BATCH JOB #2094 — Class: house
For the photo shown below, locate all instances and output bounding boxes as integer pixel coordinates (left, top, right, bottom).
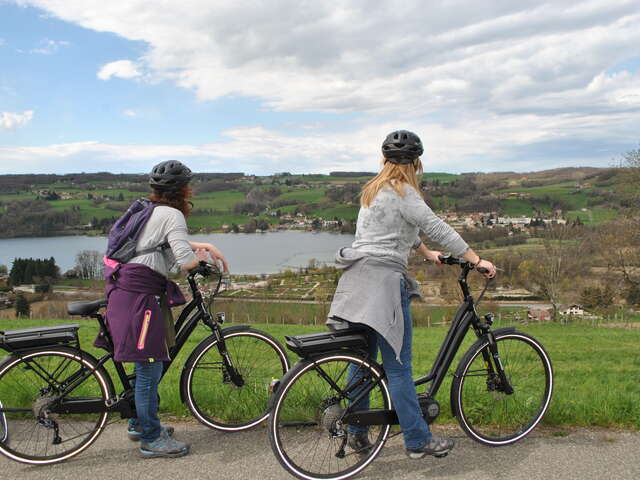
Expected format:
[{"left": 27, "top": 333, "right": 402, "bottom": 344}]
[
  {"left": 559, "top": 304, "right": 585, "bottom": 316},
  {"left": 527, "top": 309, "right": 551, "bottom": 322}
]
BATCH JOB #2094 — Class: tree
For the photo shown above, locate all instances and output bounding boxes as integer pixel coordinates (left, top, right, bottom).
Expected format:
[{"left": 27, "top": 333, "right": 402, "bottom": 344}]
[
  {"left": 15, "top": 294, "right": 30, "bottom": 318},
  {"left": 242, "top": 219, "right": 257, "bottom": 234},
  {"left": 0, "top": 264, "right": 7, "bottom": 275},
  {"left": 75, "top": 250, "right": 103, "bottom": 279},
  {"left": 517, "top": 225, "right": 587, "bottom": 320},
  {"left": 256, "top": 219, "right": 270, "bottom": 231},
  {"left": 595, "top": 216, "right": 639, "bottom": 301}
]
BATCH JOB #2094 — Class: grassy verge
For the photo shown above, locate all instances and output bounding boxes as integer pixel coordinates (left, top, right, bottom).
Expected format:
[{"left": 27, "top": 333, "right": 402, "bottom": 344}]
[{"left": 0, "top": 317, "right": 638, "bottom": 429}]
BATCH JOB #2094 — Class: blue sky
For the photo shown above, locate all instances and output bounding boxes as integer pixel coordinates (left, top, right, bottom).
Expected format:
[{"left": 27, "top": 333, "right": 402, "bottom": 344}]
[{"left": 1, "top": 1, "right": 639, "bottom": 175}]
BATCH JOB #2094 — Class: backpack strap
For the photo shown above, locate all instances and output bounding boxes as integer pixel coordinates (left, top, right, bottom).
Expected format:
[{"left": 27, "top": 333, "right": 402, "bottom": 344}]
[{"left": 134, "top": 241, "right": 171, "bottom": 257}]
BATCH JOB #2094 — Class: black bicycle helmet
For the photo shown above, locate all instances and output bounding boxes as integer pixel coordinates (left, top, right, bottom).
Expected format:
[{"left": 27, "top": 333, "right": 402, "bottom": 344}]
[
  {"left": 149, "top": 160, "right": 192, "bottom": 191},
  {"left": 381, "top": 130, "right": 423, "bottom": 164}
]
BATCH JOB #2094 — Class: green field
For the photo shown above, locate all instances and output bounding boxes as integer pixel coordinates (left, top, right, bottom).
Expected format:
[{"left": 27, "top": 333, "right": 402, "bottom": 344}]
[{"left": 0, "top": 317, "right": 637, "bottom": 429}]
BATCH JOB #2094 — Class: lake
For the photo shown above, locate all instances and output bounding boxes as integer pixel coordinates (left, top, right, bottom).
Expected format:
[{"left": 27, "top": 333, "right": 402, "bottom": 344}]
[{"left": 0, "top": 232, "right": 355, "bottom": 274}]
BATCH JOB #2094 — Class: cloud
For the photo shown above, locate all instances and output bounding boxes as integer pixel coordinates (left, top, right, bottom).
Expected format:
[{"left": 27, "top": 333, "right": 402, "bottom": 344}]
[
  {"left": 30, "top": 38, "right": 70, "bottom": 54},
  {"left": 0, "top": 110, "right": 34, "bottom": 129},
  {"left": 97, "top": 60, "right": 141, "bottom": 80},
  {"left": 16, "top": 0, "right": 640, "bottom": 115},
  {"left": 122, "top": 108, "right": 138, "bottom": 117},
  {"left": 8, "top": 1, "right": 640, "bottom": 174},
  {"left": 0, "top": 113, "right": 633, "bottom": 174}
]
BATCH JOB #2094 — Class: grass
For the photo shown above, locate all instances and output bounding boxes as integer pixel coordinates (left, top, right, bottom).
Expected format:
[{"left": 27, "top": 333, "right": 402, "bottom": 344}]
[
  {"left": 309, "top": 204, "right": 359, "bottom": 221},
  {"left": 0, "top": 317, "right": 638, "bottom": 429}
]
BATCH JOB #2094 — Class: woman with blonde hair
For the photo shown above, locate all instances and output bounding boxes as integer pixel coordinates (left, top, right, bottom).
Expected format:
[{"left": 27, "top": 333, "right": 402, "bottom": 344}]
[{"left": 328, "top": 130, "right": 496, "bottom": 459}]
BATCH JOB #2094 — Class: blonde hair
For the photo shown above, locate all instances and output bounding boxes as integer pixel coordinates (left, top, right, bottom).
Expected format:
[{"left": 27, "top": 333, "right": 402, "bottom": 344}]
[{"left": 360, "top": 158, "right": 423, "bottom": 207}]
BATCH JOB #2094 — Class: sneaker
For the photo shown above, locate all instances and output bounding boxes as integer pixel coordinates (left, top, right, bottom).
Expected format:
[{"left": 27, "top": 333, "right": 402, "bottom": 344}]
[
  {"left": 347, "top": 431, "right": 373, "bottom": 455},
  {"left": 406, "top": 435, "right": 454, "bottom": 459},
  {"left": 139, "top": 430, "right": 189, "bottom": 459},
  {"left": 128, "top": 424, "right": 175, "bottom": 442}
]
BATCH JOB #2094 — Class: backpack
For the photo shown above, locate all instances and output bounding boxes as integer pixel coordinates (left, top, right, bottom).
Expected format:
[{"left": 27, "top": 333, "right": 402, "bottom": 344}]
[{"left": 105, "top": 198, "right": 169, "bottom": 263}]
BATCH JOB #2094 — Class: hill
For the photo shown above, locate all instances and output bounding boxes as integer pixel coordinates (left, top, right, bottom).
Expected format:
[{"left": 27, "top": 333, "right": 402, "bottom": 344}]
[{"left": 0, "top": 167, "right": 631, "bottom": 238}]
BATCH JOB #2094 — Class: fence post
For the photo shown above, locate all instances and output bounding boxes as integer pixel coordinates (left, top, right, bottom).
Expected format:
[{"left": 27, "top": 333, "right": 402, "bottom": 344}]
[{"left": 427, "top": 315, "right": 431, "bottom": 328}]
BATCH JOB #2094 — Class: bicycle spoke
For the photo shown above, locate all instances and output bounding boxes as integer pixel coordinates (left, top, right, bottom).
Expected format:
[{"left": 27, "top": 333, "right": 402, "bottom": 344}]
[
  {"left": 0, "top": 350, "right": 109, "bottom": 464},
  {"left": 454, "top": 333, "right": 552, "bottom": 445},
  {"left": 270, "top": 354, "right": 390, "bottom": 479},
  {"left": 186, "top": 330, "right": 287, "bottom": 429}
]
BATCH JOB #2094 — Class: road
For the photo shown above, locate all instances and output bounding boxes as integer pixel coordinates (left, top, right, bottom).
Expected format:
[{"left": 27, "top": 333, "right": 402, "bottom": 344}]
[{"left": 1, "top": 423, "right": 638, "bottom": 480}]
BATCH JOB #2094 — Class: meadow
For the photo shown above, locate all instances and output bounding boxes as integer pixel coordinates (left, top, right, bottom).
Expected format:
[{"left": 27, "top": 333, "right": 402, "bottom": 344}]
[{"left": 0, "top": 317, "right": 638, "bottom": 430}]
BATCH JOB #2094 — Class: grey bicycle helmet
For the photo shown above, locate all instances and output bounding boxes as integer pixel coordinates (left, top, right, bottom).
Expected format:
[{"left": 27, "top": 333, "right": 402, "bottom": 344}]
[
  {"left": 381, "top": 130, "right": 423, "bottom": 164},
  {"left": 149, "top": 160, "right": 192, "bottom": 191}
]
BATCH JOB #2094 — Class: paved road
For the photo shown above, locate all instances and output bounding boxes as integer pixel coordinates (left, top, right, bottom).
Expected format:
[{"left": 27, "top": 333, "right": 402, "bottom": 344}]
[{"left": 1, "top": 423, "right": 638, "bottom": 480}]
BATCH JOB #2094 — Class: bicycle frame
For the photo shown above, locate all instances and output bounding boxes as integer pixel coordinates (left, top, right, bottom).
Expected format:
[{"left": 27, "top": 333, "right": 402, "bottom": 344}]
[
  {"left": 341, "top": 260, "right": 514, "bottom": 426},
  {"left": 15, "top": 266, "right": 244, "bottom": 416}
]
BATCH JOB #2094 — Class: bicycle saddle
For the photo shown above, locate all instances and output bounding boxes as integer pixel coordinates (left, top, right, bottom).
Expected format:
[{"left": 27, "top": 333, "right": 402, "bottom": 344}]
[{"left": 67, "top": 299, "right": 107, "bottom": 316}]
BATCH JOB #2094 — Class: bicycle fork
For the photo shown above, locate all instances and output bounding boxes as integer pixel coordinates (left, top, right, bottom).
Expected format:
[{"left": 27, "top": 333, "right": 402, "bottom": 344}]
[
  {"left": 207, "top": 316, "right": 245, "bottom": 388},
  {"left": 482, "top": 332, "right": 514, "bottom": 395}
]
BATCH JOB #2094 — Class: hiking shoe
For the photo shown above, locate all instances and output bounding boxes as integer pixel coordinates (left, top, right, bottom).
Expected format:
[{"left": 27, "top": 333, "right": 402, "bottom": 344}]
[
  {"left": 406, "top": 435, "right": 454, "bottom": 459},
  {"left": 128, "top": 424, "right": 175, "bottom": 442},
  {"left": 139, "top": 430, "right": 189, "bottom": 459},
  {"left": 347, "top": 431, "right": 373, "bottom": 455}
]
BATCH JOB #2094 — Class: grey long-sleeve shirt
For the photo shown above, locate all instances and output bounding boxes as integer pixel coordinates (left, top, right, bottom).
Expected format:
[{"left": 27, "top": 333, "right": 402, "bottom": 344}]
[
  {"left": 129, "top": 206, "right": 196, "bottom": 277},
  {"left": 351, "top": 184, "right": 469, "bottom": 266}
]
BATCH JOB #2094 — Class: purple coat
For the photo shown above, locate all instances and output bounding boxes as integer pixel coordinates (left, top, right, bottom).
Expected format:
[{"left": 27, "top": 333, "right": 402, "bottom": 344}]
[{"left": 105, "top": 262, "right": 186, "bottom": 362}]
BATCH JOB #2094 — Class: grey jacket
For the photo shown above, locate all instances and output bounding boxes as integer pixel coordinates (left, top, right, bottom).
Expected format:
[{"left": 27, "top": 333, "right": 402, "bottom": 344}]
[{"left": 327, "top": 248, "right": 421, "bottom": 360}]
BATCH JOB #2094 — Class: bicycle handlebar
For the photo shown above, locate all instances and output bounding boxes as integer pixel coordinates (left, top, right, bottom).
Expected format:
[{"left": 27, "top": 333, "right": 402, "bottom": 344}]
[
  {"left": 437, "top": 254, "right": 491, "bottom": 275},
  {"left": 187, "top": 261, "right": 226, "bottom": 297}
]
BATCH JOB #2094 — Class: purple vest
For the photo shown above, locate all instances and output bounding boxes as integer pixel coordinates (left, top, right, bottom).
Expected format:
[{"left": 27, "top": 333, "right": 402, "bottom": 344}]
[{"left": 105, "top": 262, "right": 186, "bottom": 362}]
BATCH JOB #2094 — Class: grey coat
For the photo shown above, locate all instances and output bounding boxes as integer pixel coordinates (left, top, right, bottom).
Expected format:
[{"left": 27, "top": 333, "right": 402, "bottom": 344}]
[{"left": 327, "top": 248, "right": 421, "bottom": 360}]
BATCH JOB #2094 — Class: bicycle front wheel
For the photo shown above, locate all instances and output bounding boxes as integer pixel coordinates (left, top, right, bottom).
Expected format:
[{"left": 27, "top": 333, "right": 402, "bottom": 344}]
[
  {"left": 269, "top": 353, "right": 391, "bottom": 480},
  {"left": 0, "top": 347, "right": 112, "bottom": 464},
  {"left": 451, "top": 331, "right": 553, "bottom": 446},
  {"left": 183, "top": 328, "right": 289, "bottom": 431}
]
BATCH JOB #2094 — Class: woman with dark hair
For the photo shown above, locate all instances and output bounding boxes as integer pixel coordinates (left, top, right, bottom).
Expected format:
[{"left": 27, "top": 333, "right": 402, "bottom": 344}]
[
  {"left": 105, "top": 160, "right": 227, "bottom": 458},
  {"left": 328, "top": 131, "right": 495, "bottom": 460}
]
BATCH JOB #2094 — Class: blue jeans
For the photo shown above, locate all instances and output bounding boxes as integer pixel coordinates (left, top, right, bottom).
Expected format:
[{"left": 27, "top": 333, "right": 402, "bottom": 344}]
[
  {"left": 347, "top": 278, "right": 431, "bottom": 449},
  {"left": 130, "top": 361, "right": 164, "bottom": 443}
]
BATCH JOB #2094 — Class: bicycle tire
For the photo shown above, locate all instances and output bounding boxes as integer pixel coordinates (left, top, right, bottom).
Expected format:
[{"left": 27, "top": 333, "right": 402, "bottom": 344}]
[
  {"left": 0, "top": 347, "right": 113, "bottom": 464},
  {"left": 451, "top": 331, "right": 553, "bottom": 446},
  {"left": 269, "top": 352, "right": 391, "bottom": 480},
  {"left": 182, "top": 328, "right": 289, "bottom": 431}
]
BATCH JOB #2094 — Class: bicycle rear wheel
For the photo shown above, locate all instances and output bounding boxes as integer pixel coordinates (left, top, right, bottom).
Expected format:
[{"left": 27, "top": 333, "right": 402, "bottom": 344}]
[
  {"left": 451, "top": 331, "right": 553, "bottom": 445},
  {"left": 269, "top": 353, "right": 391, "bottom": 480},
  {"left": 183, "top": 328, "right": 289, "bottom": 430},
  {"left": 0, "top": 347, "right": 112, "bottom": 464}
]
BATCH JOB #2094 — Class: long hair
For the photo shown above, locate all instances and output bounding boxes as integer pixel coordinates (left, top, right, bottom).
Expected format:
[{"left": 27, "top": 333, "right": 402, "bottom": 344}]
[
  {"left": 360, "top": 158, "right": 423, "bottom": 207},
  {"left": 149, "top": 184, "right": 193, "bottom": 216}
]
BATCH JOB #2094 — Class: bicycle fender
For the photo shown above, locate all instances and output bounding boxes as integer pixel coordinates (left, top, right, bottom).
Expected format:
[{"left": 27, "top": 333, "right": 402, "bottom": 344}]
[
  {"left": 220, "top": 325, "right": 252, "bottom": 336},
  {"left": 178, "top": 325, "right": 253, "bottom": 404}
]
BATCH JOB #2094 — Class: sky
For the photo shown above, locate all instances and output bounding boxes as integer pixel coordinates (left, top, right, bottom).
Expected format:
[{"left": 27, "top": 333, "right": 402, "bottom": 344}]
[{"left": 0, "top": 0, "right": 639, "bottom": 175}]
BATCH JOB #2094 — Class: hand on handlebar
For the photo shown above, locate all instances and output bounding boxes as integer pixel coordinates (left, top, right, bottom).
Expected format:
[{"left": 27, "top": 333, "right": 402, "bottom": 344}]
[
  {"left": 476, "top": 259, "right": 496, "bottom": 279},
  {"left": 437, "top": 253, "right": 497, "bottom": 278},
  {"left": 422, "top": 249, "right": 443, "bottom": 264}
]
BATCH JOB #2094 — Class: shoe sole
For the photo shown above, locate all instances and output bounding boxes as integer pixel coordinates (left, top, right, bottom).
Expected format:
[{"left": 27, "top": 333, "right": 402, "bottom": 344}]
[
  {"left": 406, "top": 447, "right": 453, "bottom": 460},
  {"left": 139, "top": 448, "right": 189, "bottom": 459}
]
